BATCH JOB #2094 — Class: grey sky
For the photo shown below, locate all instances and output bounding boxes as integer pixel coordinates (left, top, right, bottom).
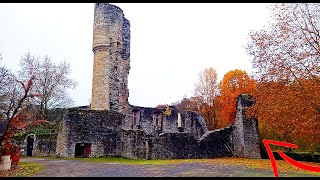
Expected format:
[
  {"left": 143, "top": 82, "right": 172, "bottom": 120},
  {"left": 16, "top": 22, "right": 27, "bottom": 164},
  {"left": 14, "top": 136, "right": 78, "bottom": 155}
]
[{"left": 0, "top": 3, "right": 271, "bottom": 107}]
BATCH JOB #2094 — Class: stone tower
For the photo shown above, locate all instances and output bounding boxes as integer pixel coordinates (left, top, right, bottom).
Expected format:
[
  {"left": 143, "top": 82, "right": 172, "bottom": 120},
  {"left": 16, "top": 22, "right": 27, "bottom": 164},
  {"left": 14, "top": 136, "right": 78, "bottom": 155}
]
[{"left": 91, "top": 3, "right": 130, "bottom": 113}]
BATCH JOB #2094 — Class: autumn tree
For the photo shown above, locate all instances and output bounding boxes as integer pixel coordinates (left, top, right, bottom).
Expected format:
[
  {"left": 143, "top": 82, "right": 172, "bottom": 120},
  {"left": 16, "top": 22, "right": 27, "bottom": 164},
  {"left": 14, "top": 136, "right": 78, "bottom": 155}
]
[
  {"left": 218, "top": 69, "right": 257, "bottom": 127},
  {"left": 246, "top": 3, "right": 320, "bottom": 151},
  {"left": 173, "top": 96, "right": 200, "bottom": 113},
  {"left": 246, "top": 3, "right": 320, "bottom": 113},
  {"left": 0, "top": 75, "right": 49, "bottom": 169},
  {"left": 193, "top": 67, "right": 219, "bottom": 130},
  {"left": 18, "top": 52, "right": 77, "bottom": 119},
  {"left": 256, "top": 82, "right": 319, "bottom": 149},
  {"left": 0, "top": 76, "right": 43, "bottom": 145}
]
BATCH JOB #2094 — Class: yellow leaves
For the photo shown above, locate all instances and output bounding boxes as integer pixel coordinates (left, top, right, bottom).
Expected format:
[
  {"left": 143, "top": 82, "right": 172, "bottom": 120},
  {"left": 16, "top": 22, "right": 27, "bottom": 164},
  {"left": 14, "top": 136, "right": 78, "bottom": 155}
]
[{"left": 162, "top": 105, "right": 172, "bottom": 116}]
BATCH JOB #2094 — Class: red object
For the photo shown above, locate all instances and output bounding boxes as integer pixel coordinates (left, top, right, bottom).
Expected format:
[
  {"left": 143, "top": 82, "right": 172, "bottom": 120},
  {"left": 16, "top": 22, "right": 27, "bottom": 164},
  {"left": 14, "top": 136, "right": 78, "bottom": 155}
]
[
  {"left": 84, "top": 144, "right": 91, "bottom": 158},
  {"left": 262, "top": 139, "right": 320, "bottom": 177},
  {"left": 11, "top": 152, "right": 20, "bottom": 168}
]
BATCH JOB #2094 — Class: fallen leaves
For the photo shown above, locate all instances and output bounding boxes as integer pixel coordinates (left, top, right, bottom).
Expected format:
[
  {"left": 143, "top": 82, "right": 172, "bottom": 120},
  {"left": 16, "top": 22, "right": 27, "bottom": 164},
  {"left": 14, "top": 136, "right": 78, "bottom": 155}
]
[{"left": 0, "top": 162, "right": 45, "bottom": 177}]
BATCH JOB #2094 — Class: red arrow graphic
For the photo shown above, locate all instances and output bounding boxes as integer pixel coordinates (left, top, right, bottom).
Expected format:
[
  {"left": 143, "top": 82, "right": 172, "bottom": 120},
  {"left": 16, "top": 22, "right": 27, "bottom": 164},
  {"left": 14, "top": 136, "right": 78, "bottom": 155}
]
[{"left": 262, "top": 139, "right": 320, "bottom": 177}]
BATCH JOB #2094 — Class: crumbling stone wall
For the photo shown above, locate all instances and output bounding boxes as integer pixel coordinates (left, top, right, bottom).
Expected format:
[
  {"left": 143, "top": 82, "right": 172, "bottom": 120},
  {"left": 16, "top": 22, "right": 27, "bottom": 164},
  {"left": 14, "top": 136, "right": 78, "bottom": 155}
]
[
  {"left": 198, "top": 126, "right": 234, "bottom": 158},
  {"left": 13, "top": 134, "right": 57, "bottom": 157},
  {"left": 120, "top": 130, "right": 200, "bottom": 160},
  {"left": 55, "top": 108, "right": 124, "bottom": 158},
  {"left": 118, "top": 17, "right": 131, "bottom": 114},
  {"left": 151, "top": 133, "right": 200, "bottom": 159},
  {"left": 120, "top": 94, "right": 261, "bottom": 159},
  {"left": 120, "top": 128, "right": 234, "bottom": 160},
  {"left": 122, "top": 105, "right": 208, "bottom": 139},
  {"left": 120, "top": 129, "right": 149, "bottom": 159},
  {"left": 181, "top": 111, "right": 208, "bottom": 138},
  {"left": 232, "top": 94, "right": 261, "bottom": 158},
  {"left": 22, "top": 94, "right": 260, "bottom": 159},
  {"left": 32, "top": 134, "right": 57, "bottom": 156}
]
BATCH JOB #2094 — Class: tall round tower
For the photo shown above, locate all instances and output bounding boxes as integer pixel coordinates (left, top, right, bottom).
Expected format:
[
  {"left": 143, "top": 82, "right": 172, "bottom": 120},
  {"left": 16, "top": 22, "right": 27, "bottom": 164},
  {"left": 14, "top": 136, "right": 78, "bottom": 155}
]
[{"left": 91, "top": 3, "right": 130, "bottom": 111}]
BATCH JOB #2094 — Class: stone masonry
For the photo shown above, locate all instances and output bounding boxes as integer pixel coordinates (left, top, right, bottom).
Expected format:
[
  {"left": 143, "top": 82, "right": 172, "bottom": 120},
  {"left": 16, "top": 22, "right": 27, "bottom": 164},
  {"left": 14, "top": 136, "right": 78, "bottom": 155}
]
[
  {"left": 91, "top": 3, "right": 130, "bottom": 112},
  {"left": 17, "top": 3, "right": 261, "bottom": 160}
]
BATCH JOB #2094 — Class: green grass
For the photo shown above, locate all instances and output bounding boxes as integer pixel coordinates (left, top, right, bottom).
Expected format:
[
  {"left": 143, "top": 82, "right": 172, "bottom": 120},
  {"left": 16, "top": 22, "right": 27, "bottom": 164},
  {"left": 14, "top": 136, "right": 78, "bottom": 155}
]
[
  {"left": 77, "top": 157, "right": 198, "bottom": 165},
  {"left": 14, "top": 162, "right": 45, "bottom": 177},
  {"left": 0, "top": 161, "right": 45, "bottom": 177},
  {"left": 22, "top": 155, "right": 194, "bottom": 165}
]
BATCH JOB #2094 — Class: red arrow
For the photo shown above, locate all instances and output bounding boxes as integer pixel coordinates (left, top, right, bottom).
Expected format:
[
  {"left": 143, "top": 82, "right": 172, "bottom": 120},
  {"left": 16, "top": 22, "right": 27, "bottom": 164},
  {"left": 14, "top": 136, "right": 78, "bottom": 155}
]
[{"left": 262, "top": 139, "right": 320, "bottom": 177}]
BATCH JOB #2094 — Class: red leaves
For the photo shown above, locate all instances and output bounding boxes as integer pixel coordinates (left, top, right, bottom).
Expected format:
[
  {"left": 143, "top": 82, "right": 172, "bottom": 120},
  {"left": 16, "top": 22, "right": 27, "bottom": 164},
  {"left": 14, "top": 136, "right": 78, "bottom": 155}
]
[{"left": 1, "top": 75, "right": 42, "bottom": 167}]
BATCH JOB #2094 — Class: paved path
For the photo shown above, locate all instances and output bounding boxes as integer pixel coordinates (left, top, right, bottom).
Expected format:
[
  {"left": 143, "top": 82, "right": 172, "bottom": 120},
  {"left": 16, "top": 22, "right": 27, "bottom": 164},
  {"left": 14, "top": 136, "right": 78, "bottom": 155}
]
[{"left": 21, "top": 158, "right": 318, "bottom": 177}]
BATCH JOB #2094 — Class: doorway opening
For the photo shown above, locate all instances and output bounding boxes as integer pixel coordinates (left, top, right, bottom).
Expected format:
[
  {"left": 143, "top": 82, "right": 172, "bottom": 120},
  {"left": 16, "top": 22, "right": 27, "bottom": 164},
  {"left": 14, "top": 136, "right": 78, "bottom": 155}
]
[
  {"left": 75, "top": 143, "right": 91, "bottom": 158},
  {"left": 26, "top": 136, "right": 34, "bottom": 156}
]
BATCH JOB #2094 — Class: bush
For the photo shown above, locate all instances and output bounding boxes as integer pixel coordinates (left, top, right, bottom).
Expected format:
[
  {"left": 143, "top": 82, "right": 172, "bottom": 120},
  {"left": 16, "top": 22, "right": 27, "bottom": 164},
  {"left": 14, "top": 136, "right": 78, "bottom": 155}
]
[
  {"left": 260, "top": 149, "right": 320, "bottom": 163},
  {"left": 285, "top": 152, "right": 320, "bottom": 163}
]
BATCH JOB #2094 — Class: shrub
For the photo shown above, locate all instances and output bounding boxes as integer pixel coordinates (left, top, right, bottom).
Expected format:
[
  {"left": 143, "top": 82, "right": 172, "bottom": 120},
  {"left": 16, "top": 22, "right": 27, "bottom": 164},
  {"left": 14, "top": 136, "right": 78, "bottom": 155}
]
[{"left": 261, "top": 149, "right": 320, "bottom": 163}]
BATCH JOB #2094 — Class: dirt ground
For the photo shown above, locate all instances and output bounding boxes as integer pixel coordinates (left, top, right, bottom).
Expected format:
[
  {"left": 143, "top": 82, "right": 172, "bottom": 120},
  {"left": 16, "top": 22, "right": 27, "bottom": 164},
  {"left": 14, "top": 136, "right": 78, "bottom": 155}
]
[{"left": 20, "top": 157, "right": 319, "bottom": 177}]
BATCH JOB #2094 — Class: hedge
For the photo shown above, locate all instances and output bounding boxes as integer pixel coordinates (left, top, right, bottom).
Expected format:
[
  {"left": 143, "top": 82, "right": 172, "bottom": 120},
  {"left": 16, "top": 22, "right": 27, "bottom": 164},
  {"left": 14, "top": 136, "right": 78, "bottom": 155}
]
[{"left": 260, "top": 149, "right": 320, "bottom": 163}]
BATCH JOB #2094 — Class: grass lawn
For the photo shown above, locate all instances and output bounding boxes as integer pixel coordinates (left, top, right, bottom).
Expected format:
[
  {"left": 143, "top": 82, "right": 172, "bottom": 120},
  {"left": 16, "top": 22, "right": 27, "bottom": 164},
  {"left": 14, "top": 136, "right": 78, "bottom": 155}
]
[{"left": 0, "top": 161, "right": 45, "bottom": 177}]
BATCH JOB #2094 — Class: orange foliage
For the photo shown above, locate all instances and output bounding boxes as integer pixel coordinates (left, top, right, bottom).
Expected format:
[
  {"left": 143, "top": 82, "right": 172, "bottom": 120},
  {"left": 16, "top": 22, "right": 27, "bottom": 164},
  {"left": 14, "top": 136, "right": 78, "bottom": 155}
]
[
  {"left": 218, "top": 69, "right": 257, "bottom": 127},
  {"left": 245, "top": 3, "right": 320, "bottom": 151},
  {"left": 255, "top": 80, "right": 320, "bottom": 150}
]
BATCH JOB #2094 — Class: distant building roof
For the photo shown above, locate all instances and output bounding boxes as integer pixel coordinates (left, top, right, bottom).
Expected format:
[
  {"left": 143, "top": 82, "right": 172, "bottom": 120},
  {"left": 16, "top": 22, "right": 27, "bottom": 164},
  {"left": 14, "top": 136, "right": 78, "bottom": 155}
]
[{"left": 69, "top": 105, "right": 89, "bottom": 109}]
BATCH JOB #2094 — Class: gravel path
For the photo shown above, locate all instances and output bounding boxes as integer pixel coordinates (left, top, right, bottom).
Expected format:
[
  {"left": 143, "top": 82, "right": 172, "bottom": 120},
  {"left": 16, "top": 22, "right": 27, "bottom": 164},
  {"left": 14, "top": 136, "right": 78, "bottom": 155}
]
[{"left": 21, "top": 158, "right": 318, "bottom": 177}]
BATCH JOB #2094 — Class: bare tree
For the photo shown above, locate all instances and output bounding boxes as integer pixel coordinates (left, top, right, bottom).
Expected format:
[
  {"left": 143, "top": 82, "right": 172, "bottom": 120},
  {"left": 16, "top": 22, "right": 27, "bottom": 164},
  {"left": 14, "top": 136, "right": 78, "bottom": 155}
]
[
  {"left": 18, "top": 52, "right": 77, "bottom": 119},
  {"left": 0, "top": 55, "right": 21, "bottom": 120},
  {"left": 0, "top": 75, "right": 43, "bottom": 145},
  {"left": 193, "top": 67, "right": 220, "bottom": 130},
  {"left": 246, "top": 3, "right": 320, "bottom": 113},
  {"left": 0, "top": 54, "right": 47, "bottom": 145}
]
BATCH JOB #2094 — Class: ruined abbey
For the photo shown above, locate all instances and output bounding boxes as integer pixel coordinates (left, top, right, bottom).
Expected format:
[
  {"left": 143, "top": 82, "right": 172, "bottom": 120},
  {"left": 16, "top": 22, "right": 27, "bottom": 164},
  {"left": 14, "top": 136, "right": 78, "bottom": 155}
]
[{"left": 16, "top": 3, "right": 261, "bottom": 159}]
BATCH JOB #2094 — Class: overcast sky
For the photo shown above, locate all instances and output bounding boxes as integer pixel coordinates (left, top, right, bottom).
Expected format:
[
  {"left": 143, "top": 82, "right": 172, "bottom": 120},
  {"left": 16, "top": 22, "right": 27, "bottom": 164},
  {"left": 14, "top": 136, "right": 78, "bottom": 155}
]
[{"left": 0, "top": 3, "right": 272, "bottom": 108}]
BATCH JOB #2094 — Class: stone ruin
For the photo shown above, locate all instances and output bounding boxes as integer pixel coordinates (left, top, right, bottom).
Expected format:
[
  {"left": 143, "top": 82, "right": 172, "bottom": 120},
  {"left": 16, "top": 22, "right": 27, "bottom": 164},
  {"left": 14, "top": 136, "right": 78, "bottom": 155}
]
[{"left": 16, "top": 3, "right": 261, "bottom": 159}]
